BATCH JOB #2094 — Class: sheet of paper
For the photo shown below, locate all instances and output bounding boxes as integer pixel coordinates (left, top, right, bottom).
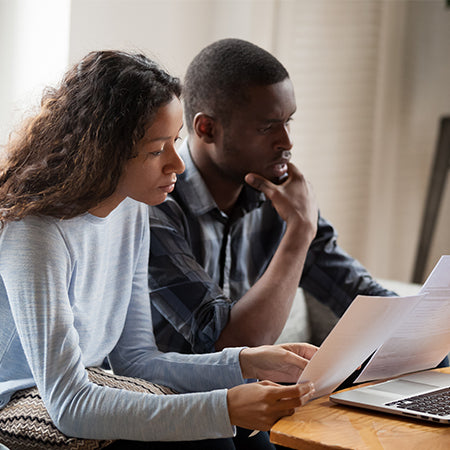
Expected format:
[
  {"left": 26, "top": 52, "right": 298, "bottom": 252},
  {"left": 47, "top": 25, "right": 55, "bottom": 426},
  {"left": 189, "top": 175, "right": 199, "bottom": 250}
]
[
  {"left": 419, "top": 255, "right": 450, "bottom": 293},
  {"left": 356, "top": 256, "right": 450, "bottom": 382},
  {"left": 356, "top": 288, "right": 450, "bottom": 382},
  {"left": 298, "top": 294, "right": 422, "bottom": 398}
]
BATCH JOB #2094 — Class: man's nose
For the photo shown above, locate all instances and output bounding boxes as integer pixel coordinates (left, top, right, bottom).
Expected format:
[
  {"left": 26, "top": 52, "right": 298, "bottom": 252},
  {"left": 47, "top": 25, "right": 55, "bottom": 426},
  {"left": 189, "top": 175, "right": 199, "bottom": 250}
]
[{"left": 276, "top": 124, "right": 293, "bottom": 150}]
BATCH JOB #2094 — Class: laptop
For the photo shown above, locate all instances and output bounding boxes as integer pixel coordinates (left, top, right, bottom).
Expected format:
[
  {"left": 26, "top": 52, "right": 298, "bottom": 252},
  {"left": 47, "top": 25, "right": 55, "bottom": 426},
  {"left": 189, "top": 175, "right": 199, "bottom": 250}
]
[{"left": 330, "top": 370, "right": 450, "bottom": 424}]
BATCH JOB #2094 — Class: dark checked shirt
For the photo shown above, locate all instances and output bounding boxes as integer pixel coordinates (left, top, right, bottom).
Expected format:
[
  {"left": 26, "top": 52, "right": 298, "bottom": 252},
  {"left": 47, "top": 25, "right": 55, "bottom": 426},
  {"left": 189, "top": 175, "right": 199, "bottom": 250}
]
[{"left": 148, "top": 140, "right": 396, "bottom": 354}]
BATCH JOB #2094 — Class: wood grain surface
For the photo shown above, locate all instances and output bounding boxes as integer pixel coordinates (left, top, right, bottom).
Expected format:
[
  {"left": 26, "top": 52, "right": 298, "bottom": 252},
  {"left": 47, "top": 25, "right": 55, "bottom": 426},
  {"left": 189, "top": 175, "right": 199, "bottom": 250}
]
[{"left": 270, "top": 368, "right": 450, "bottom": 449}]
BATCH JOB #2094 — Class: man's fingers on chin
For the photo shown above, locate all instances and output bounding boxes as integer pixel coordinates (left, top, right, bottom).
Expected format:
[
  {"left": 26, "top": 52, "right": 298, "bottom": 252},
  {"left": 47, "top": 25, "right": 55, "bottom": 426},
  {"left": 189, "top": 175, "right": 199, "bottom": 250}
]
[{"left": 245, "top": 174, "right": 265, "bottom": 190}]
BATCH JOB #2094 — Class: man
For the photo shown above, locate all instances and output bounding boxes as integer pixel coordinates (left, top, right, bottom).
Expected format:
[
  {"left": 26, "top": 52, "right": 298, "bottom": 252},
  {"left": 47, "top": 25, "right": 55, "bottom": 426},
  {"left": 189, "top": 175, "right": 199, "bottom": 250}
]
[{"left": 148, "top": 38, "right": 396, "bottom": 355}]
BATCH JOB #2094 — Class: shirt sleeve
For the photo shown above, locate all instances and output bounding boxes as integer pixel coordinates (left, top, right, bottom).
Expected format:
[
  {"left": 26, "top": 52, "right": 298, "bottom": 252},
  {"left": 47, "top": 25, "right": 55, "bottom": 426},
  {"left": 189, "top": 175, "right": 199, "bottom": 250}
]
[
  {"left": 148, "top": 201, "right": 233, "bottom": 353},
  {"left": 108, "top": 217, "right": 244, "bottom": 393},
  {"left": 0, "top": 218, "right": 243, "bottom": 441},
  {"left": 300, "top": 214, "right": 398, "bottom": 316}
]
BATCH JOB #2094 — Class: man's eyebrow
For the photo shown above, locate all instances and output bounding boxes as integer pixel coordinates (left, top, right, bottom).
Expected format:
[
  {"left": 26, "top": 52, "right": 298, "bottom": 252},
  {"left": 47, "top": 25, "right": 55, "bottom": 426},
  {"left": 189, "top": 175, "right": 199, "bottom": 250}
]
[
  {"left": 260, "top": 115, "right": 295, "bottom": 124},
  {"left": 258, "top": 109, "right": 297, "bottom": 123},
  {"left": 262, "top": 118, "right": 286, "bottom": 123}
]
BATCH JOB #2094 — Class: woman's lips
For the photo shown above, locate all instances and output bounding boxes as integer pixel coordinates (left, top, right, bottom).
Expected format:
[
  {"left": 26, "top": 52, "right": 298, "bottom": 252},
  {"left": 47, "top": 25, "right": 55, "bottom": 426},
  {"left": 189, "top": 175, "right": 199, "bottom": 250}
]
[{"left": 159, "top": 182, "right": 176, "bottom": 193}]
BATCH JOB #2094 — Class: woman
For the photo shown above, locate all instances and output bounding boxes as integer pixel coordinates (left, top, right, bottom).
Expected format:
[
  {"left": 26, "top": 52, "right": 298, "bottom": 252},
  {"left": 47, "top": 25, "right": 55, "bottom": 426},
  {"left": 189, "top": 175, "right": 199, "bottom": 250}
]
[{"left": 0, "top": 50, "right": 316, "bottom": 448}]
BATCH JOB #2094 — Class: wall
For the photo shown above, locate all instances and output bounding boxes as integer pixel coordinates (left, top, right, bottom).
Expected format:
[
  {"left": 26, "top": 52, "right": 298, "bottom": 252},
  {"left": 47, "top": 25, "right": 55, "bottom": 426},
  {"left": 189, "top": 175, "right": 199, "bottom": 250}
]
[
  {"left": 67, "top": 0, "right": 450, "bottom": 282},
  {"left": 275, "top": 0, "right": 383, "bottom": 277},
  {"left": 68, "top": 0, "right": 278, "bottom": 142},
  {"left": 399, "top": 1, "right": 450, "bottom": 280},
  {"left": 0, "top": 0, "right": 70, "bottom": 144},
  {"left": 68, "top": 0, "right": 277, "bottom": 78},
  {"left": 366, "top": 0, "right": 450, "bottom": 280},
  {"left": 1, "top": 0, "right": 448, "bottom": 282}
]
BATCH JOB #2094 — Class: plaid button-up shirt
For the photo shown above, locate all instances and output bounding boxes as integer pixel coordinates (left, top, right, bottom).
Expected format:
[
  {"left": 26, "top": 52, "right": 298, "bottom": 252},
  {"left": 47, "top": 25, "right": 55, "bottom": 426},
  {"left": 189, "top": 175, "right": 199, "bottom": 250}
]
[{"left": 148, "top": 140, "right": 395, "bottom": 354}]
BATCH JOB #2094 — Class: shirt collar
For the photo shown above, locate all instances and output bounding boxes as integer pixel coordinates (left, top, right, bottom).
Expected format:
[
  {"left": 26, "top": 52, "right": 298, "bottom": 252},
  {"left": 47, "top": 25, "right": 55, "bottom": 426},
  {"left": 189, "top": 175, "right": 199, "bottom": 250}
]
[{"left": 176, "top": 139, "right": 266, "bottom": 218}]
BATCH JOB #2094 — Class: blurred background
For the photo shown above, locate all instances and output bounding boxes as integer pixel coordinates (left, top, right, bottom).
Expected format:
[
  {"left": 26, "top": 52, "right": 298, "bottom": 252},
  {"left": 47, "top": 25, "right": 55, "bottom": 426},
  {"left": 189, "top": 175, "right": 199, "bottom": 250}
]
[{"left": 0, "top": 0, "right": 449, "bottom": 283}]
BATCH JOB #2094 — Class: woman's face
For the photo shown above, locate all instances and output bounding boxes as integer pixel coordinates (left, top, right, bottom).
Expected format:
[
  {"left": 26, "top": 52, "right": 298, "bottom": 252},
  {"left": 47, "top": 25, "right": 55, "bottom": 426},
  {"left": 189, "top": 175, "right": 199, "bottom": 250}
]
[{"left": 116, "top": 96, "right": 185, "bottom": 206}]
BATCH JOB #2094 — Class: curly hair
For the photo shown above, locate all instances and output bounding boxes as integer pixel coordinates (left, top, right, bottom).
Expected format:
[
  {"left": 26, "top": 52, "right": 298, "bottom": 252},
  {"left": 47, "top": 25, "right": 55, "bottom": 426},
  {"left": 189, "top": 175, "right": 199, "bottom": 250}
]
[
  {"left": 0, "top": 50, "right": 181, "bottom": 226},
  {"left": 183, "top": 38, "right": 289, "bottom": 132}
]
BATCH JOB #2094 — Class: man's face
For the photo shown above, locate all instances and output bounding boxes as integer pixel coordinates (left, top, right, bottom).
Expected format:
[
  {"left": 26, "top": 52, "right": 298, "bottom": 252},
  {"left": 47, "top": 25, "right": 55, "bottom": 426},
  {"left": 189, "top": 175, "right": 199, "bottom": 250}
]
[{"left": 216, "top": 78, "right": 296, "bottom": 184}]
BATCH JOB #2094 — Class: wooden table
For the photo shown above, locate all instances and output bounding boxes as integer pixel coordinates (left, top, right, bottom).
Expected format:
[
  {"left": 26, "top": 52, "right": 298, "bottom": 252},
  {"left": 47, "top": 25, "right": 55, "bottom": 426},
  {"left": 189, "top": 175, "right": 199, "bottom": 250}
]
[{"left": 270, "top": 368, "right": 450, "bottom": 449}]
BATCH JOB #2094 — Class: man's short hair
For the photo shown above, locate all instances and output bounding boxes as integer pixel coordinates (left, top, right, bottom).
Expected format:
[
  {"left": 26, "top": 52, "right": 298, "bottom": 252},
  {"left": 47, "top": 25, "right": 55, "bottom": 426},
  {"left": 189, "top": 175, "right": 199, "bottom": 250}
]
[{"left": 183, "top": 38, "right": 290, "bottom": 132}]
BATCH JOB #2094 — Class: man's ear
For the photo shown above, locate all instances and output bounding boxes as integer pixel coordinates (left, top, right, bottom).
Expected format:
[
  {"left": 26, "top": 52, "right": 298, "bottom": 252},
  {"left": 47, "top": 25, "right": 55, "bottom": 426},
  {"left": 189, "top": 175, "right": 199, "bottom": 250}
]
[{"left": 193, "top": 113, "right": 217, "bottom": 144}]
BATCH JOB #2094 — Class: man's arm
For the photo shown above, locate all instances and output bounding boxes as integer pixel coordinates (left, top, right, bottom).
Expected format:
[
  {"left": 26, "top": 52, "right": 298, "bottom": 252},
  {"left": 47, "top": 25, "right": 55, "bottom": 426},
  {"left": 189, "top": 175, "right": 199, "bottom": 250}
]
[
  {"left": 300, "top": 216, "right": 398, "bottom": 317},
  {"left": 215, "top": 163, "right": 318, "bottom": 349},
  {"left": 148, "top": 162, "right": 318, "bottom": 352}
]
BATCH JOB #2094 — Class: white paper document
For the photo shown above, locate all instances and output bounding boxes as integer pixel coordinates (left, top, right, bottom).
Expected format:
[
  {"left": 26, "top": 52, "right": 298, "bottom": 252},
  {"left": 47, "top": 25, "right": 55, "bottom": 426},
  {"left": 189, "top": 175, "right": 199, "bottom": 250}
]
[
  {"left": 419, "top": 255, "right": 450, "bottom": 293},
  {"left": 298, "top": 255, "right": 450, "bottom": 398}
]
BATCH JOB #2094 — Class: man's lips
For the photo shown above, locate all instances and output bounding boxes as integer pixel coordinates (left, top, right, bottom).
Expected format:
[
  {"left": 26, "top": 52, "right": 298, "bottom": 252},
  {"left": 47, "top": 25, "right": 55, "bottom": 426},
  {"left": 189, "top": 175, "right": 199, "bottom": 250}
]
[
  {"left": 271, "top": 151, "right": 291, "bottom": 177},
  {"left": 272, "top": 162, "right": 288, "bottom": 178}
]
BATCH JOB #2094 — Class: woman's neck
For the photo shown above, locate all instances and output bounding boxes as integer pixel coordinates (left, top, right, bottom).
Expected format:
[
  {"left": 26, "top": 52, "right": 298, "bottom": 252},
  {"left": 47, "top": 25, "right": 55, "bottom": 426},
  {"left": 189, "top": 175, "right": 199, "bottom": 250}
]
[{"left": 88, "top": 193, "right": 126, "bottom": 217}]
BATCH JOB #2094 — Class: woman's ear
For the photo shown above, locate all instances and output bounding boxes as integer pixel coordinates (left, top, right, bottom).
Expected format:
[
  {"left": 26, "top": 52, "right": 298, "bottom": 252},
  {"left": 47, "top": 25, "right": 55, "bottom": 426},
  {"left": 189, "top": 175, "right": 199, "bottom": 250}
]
[{"left": 193, "top": 113, "right": 217, "bottom": 144}]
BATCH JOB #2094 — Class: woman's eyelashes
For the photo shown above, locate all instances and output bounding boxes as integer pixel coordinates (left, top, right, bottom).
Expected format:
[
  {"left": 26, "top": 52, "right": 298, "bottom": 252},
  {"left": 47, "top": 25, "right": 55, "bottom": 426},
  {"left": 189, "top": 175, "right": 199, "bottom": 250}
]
[{"left": 146, "top": 137, "right": 181, "bottom": 158}]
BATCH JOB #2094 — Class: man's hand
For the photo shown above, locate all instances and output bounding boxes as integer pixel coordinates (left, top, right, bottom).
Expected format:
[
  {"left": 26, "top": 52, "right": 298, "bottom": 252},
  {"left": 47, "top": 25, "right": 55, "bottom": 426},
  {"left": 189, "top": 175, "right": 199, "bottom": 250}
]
[
  {"left": 227, "top": 380, "right": 315, "bottom": 431},
  {"left": 216, "top": 164, "right": 318, "bottom": 350},
  {"left": 239, "top": 343, "right": 318, "bottom": 383},
  {"left": 245, "top": 162, "right": 318, "bottom": 237}
]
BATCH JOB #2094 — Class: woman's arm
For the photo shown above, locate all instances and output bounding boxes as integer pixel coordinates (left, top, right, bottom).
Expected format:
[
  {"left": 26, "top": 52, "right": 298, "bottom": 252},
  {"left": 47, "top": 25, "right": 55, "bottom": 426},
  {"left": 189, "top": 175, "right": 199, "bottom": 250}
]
[{"left": 1, "top": 216, "right": 237, "bottom": 441}]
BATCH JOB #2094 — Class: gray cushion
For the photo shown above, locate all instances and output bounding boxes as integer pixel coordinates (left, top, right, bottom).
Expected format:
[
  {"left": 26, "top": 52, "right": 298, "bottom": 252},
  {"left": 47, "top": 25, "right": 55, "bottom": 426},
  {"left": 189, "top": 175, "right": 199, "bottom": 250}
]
[{"left": 0, "top": 367, "right": 175, "bottom": 450}]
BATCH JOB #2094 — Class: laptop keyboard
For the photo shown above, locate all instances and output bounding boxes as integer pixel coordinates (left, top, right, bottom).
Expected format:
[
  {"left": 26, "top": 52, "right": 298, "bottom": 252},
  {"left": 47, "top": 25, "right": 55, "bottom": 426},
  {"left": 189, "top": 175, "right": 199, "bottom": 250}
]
[{"left": 386, "top": 387, "right": 450, "bottom": 416}]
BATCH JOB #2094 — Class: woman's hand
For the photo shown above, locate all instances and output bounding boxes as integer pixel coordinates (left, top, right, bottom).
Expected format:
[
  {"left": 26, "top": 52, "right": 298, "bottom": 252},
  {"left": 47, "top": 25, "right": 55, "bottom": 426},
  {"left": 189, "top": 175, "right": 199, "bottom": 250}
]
[
  {"left": 239, "top": 343, "right": 318, "bottom": 383},
  {"left": 227, "top": 380, "right": 315, "bottom": 431}
]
